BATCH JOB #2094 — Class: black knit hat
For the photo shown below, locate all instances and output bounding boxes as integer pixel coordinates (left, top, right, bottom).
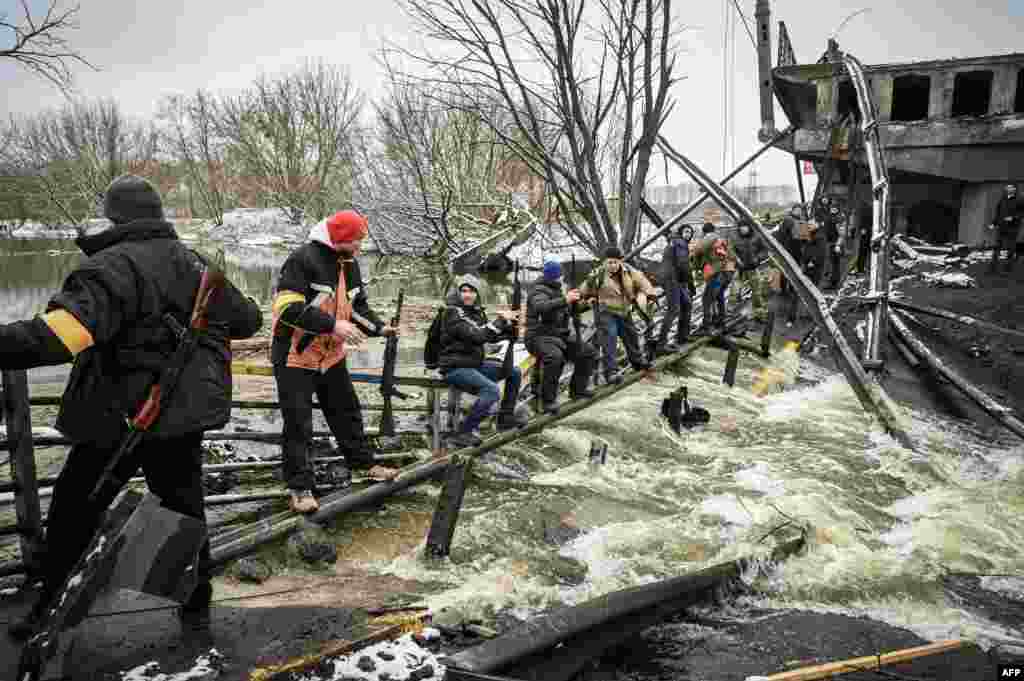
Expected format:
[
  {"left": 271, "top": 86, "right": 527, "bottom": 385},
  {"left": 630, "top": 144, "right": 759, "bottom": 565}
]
[
  {"left": 702, "top": 222, "right": 716, "bottom": 234},
  {"left": 603, "top": 246, "right": 624, "bottom": 260},
  {"left": 103, "top": 175, "right": 164, "bottom": 224}
]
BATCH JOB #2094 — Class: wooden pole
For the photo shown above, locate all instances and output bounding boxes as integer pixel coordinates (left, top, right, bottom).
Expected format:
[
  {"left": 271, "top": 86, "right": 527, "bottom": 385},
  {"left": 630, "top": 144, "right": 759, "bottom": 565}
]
[
  {"left": 758, "top": 640, "right": 966, "bottom": 680},
  {"left": 2, "top": 369, "right": 43, "bottom": 575},
  {"left": 424, "top": 454, "right": 474, "bottom": 558},
  {"left": 890, "top": 311, "right": 1024, "bottom": 440}
]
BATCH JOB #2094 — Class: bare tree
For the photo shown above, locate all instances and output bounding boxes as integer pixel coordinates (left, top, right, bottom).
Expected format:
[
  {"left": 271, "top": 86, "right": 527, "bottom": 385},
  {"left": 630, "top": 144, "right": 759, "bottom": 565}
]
[
  {"left": 158, "top": 90, "right": 232, "bottom": 225},
  {"left": 392, "top": 0, "right": 681, "bottom": 254},
  {"left": 0, "top": 0, "right": 96, "bottom": 92},
  {"left": 1, "top": 98, "right": 160, "bottom": 232},
  {"left": 216, "top": 59, "right": 364, "bottom": 224}
]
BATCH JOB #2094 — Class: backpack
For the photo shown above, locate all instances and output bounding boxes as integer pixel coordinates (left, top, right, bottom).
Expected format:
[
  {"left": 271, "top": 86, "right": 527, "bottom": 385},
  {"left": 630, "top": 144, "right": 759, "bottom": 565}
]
[{"left": 423, "top": 306, "right": 448, "bottom": 370}]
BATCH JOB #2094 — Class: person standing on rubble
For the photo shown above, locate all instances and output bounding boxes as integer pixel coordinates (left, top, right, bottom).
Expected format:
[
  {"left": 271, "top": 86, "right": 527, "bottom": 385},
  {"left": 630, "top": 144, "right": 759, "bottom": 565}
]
[
  {"left": 777, "top": 205, "right": 806, "bottom": 325},
  {"left": 2, "top": 175, "right": 263, "bottom": 640},
  {"left": 990, "top": 184, "right": 1021, "bottom": 273},
  {"left": 730, "top": 220, "right": 769, "bottom": 323},
  {"left": 690, "top": 223, "right": 737, "bottom": 333},
  {"left": 271, "top": 210, "right": 399, "bottom": 515},
  {"left": 524, "top": 261, "right": 597, "bottom": 414},
  {"left": 580, "top": 248, "right": 656, "bottom": 384},
  {"left": 655, "top": 225, "right": 696, "bottom": 355},
  {"left": 437, "top": 274, "right": 529, "bottom": 447}
]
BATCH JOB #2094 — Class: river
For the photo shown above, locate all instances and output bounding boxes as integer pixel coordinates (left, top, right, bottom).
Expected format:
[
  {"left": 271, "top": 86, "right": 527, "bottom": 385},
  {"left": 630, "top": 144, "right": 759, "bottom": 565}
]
[{"left": 2, "top": 236, "right": 1023, "bottom": 664}]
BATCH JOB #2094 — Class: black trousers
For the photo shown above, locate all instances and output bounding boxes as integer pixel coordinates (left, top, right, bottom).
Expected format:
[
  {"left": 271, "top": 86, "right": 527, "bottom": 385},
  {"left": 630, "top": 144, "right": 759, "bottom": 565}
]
[
  {"left": 658, "top": 283, "right": 692, "bottom": 345},
  {"left": 991, "top": 228, "right": 1019, "bottom": 270},
  {"left": 274, "top": 360, "right": 368, "bottom": 491},
  {"left": 43, "top": 431, "right": 210, "bottom": 604},
  {"left": 525, "top": 335, "right": 596, "bottom": 403}
]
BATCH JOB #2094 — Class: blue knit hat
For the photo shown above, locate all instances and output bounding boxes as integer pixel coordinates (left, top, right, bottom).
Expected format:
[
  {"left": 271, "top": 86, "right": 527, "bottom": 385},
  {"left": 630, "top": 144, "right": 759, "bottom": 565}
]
[{"left": 543, "top": 260, "right": 562, "bottom": 281}]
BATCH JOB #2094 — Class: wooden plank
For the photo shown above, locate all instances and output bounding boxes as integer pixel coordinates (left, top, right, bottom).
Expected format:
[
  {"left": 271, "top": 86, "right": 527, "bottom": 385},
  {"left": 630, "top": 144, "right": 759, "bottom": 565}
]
[
  {"left": 425, "top": 455, "right": 473, "bottom": 558},
  {"left": 759, "top": 640, "right": 966, "bottom": 680},
  {"left": 2, "top": 369, "right": 43, "bottom": 574}
]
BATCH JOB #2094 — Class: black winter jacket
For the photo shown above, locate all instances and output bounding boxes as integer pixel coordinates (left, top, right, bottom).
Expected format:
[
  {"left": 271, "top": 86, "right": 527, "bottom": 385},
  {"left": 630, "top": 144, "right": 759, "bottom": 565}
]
[
  {"left": 437, "top": 292, "right": 510, "bottom": 371},
  {"left": 0, "top": 219, "right": 263, "bottom": 445},
  {"left": 735, "top": 235, "right": 767, "bottom": 272},
  {"left": 271, "top": 239, "right": 384, "bottom": 366},
  {"left": 661, "top": 237, "right": 696, "bottom": 290},
  {"left": 525, "top": 280, "right": 572, "bottom": 341},
  {"left": 995, "top": 196, "right": 1022, "bottom": 233}
]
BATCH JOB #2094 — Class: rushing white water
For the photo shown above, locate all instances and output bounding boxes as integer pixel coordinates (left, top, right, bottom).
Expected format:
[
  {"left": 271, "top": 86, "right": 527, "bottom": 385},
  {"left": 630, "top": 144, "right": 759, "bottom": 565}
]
[{"left": 355, "top": 341, "right": 1024, "bottom": 652}]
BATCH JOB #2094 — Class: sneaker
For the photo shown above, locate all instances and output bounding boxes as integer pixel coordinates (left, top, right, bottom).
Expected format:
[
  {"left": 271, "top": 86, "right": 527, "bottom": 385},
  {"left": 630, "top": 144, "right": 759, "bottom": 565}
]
[
  {"left": 569, "top": 388, "right": 596, "bottom": 400},
  {"left": 606, "top": 374, "right": 623, "bottom": 385},
  {"left": 179, "top": 582, "right": 212, "bottom": 632},
  {"left": 447, "top": 431, "right": 483, "bottom": 449},
  {"left": 367, "top": 465, "right": 399, "bottom": 481},
  {"left": 289, "top": 489, "right": 320, "bottom": 514}
]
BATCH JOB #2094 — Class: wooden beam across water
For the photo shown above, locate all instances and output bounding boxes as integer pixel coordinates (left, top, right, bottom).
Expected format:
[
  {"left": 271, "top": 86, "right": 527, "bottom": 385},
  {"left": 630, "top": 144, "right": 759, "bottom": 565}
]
[{"left": 210, "top": 331, "right": 731, "bottom": 567}]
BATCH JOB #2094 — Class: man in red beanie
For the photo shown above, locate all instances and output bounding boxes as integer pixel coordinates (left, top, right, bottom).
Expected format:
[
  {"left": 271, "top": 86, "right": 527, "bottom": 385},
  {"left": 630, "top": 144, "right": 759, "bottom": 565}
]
[{"left": 271, "top": 209, "right": 398, "bottom": 513}]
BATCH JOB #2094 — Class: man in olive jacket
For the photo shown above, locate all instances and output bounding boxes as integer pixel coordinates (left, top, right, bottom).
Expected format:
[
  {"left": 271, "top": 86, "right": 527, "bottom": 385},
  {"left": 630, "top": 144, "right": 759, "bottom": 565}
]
[
  {"left": 1, "top": 175, "right": 263, "bottom": 640},
  {"left": 524, "top": 261, "right": 596, "bottom": 413}
]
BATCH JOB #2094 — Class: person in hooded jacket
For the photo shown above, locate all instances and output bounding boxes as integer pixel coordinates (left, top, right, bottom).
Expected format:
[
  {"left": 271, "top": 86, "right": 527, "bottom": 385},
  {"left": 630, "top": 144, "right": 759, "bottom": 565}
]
[
  {"left": 524, "top": 261, "right": 596, "bottom": 413},
  {"left": 271, "top": 210, "right": 399, "bottom": 515},
  {"left": 1, "top": 175, "right": 263, "bottom": 641},
  {"left": 437, "top": 275, "right": 528, "bottom": 448},
  {"left": 730, "top": 220, "right": 769, "bottom": 322},
  {"left": 656, "top": 225, "right": 696, "bottom": 355}
]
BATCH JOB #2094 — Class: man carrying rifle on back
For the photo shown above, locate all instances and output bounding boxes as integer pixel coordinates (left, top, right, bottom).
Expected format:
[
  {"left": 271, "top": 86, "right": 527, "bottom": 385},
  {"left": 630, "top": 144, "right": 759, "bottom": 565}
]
[
  {"left": 271, "top": 210, "right": 400, "bottom": 515},
  {"left": 525, "top": 261, "right": 596, "bottom": 414},
  {"left": 0, "top": 176, "right": 263, "bottom": 640}
]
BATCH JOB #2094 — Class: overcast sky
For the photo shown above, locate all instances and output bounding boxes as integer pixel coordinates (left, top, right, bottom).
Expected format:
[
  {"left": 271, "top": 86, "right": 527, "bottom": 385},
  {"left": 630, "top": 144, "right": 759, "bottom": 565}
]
[{"left": 2, "top": 0, "right": 1023, "bottom": 193}]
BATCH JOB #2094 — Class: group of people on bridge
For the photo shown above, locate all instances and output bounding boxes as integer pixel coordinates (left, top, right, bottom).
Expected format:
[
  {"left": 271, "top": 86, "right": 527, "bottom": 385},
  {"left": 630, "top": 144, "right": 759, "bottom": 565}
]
[{"left": 0, "top": 174, "right": 824, "bottom": 645}]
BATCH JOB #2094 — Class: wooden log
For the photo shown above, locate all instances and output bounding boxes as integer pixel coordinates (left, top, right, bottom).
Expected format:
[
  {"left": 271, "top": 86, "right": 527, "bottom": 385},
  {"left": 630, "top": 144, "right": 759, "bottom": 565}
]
[
  {"left": 889, "top": 298, "right": 1024, "bottom": 343},
  {"left": 447, "top": 536, "right": 805, "bottom": 680},
  {"left": 209, "top": 332, "right": 733, "bottom": 567},
  {"left": 758, "top": 639, "right": 967, "bottom": 680},
  {"left": 655, "top": 137, "right": 916, "bottom": 453},
  {"left": 889, "top": 311, "right": 1024, "bottom": 440},
  {"left": 1, "top": 370, "right": 43, "bottom": 574},
  {"left": 424, "top": 455, "right": 473, "bottom": 559}
]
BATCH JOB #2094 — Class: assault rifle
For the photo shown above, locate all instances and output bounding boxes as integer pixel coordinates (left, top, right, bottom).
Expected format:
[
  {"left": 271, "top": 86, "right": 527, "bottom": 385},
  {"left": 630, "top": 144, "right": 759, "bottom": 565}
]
[
  {"left": 88, "top": 266, "right": 226, "bottom": 503},
  {"left": 501, "top": 261, "right": 521, "bottom": 380},
  {"left": 569, "top": 254, "right": 583, "bottom": 345},
  {"left": 379, "top": 289, "right": 409, "bottom": 437}
]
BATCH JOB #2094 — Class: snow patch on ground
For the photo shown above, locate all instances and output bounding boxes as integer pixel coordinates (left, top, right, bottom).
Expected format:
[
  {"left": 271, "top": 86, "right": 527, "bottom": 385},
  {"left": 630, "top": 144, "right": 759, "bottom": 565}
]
[
  {"left": 920, "top": 270, "right": 976, "bottom": 288},
  {"left": 120, "top": 649, "right": 223, "bottom": 680},
  {"left": 311, "top": 633, "right": 445, "bottom": 681}
]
